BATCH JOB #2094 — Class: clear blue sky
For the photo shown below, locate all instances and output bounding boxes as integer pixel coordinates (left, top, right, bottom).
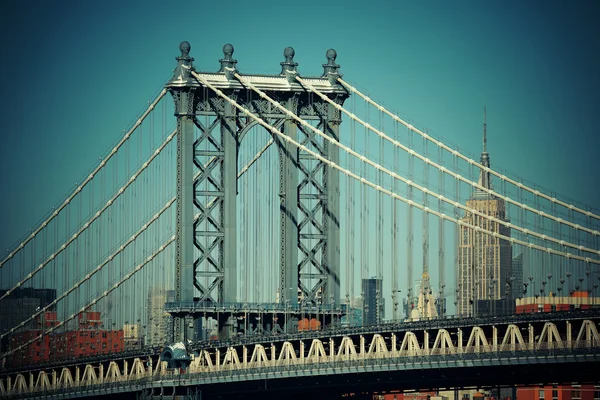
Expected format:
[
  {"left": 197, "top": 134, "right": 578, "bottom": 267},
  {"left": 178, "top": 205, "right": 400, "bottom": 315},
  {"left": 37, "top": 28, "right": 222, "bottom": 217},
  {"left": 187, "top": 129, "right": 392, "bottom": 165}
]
[{"left": 1, "top": 0, "right": 599, "bottom": 253}]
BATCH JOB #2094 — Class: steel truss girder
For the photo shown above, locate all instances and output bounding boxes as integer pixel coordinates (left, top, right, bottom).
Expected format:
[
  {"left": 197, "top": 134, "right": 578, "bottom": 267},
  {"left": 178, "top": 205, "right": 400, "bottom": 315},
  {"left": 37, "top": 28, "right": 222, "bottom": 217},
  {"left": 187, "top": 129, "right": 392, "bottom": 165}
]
[{"left": 4, "top": 314, "right": 599, "bottom": 397}]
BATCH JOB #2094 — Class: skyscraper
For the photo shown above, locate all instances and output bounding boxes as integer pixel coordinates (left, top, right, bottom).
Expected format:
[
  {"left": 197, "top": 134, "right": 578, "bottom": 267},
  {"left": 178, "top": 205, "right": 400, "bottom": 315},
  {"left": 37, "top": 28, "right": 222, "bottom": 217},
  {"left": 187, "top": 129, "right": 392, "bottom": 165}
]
[
  {"left": 0, "top": 288, "right": 57, "bottom": 349},
  {"left": 362, "top": 278, "right": 384, "bottom": 325},
  {"left": 512, "top": 253, "right": 524, "bottom": 300},
  {"left": 457, "top": 110, "right": 512, "bottom": 316}
]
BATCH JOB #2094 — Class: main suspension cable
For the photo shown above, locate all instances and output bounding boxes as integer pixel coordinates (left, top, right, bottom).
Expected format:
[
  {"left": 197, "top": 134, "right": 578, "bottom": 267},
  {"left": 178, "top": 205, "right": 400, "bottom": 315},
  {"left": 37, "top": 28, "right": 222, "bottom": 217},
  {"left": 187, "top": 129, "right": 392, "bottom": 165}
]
[
  {"left": 0, "top": 89, "right": 168, "bottom": 269},
  {"left": 1, "top": 235, "right": 176, "bottom": 359},
  {"left": 192, "top": 71, "right": 599, "bottom": 266},
  {"left": 232, "top": 71, "right": 599, "bottom": 258},
  {"left": 4, "top": 130, "right": 268, "bottom": 345},
  {"left": 337, "top": 77, "right": 600, "bottom": 225},
  {"left": 294, "top": 76, "right": 599, "bottom": 255},
  {"left": 0, "top": 198, "right": 175, "bottom": 340},
  {"left": 0, "top": 129, "right": 177, "bottom": 301}
]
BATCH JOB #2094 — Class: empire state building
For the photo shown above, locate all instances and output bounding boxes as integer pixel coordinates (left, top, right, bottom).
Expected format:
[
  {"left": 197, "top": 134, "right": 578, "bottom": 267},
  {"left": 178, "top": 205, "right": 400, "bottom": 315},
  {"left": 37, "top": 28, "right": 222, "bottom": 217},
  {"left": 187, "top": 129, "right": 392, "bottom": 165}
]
[{"left": 457, "top": 110, "right": 512, "bottom": 317}]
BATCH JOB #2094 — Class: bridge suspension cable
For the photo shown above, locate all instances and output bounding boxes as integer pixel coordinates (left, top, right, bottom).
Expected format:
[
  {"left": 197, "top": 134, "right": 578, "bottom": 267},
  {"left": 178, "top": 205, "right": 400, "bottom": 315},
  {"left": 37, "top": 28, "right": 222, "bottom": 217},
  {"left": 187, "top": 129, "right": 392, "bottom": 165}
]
[
  {"left": 192, "top": 70, "right": 600, "bottom": 265},
  {"left": 230, "top": 71, "right": 599, "bottom": 260},
  {"left": 0, "top": 129, "right": 177, "bottom": 302},
  {"left": 0, "top": 88, "right": 168, "bottom": 270},
  {"left": 0, "top": 197, "right": 176, "bottom": 340},
  {"left": 237, "top": 138, "right": 274, "bottom": 177},
  {"left": 4, "top": 133, "right": 276, "bottom": 344},
  {"left": 296, "top": 76, "right": 600, "bottom": 245},
  {"left": 0, "top": 234, "right": 177, "bottom": 359},
  {"left": 337, "top": 77, "right": 600, "bottom": 225}
]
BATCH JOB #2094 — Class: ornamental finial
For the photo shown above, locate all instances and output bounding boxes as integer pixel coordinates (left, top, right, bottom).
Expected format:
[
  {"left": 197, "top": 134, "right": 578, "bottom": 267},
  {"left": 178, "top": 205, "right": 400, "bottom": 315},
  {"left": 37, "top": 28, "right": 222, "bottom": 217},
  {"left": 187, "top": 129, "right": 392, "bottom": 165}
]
[
  {"left": 322, "top": 48, "right": 341, "bottom": 84},
  {"left": 180, "top": 41, "right": 191, "bottom": 59},
  {"left": 219, "top": 43, "right": 238, "bottom": 78},
  {"left": 167, "top": 41, "right": 197, "bottom": 86},
  {"left": 280, "top": 47, "right": 298, "bottom": 75}
]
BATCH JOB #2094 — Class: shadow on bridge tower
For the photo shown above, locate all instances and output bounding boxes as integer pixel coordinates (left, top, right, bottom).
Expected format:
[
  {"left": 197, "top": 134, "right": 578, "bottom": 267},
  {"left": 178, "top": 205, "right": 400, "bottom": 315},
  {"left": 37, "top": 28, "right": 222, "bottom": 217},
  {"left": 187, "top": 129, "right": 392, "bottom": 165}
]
[{"left": 165, "top": 42, "right": 349, "bottom": 341}]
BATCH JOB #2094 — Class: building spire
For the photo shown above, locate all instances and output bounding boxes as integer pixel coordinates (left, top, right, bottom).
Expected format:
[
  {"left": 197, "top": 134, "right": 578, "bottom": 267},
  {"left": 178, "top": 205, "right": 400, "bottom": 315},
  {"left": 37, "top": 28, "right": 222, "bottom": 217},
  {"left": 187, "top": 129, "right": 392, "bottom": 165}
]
[
  {"left": 477, "top": 106, "right": 492, "bottom": 191},
  {"left": 483, "top": 106, "right": 487, "bottom": 154}
]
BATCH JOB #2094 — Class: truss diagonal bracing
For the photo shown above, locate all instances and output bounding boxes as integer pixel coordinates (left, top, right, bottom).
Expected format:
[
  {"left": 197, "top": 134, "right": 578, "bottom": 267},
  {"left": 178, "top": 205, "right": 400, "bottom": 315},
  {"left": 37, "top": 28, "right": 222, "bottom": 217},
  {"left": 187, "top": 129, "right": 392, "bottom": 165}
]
[{"left": 166, "top": 43, "right": 348, "bottom": 339}]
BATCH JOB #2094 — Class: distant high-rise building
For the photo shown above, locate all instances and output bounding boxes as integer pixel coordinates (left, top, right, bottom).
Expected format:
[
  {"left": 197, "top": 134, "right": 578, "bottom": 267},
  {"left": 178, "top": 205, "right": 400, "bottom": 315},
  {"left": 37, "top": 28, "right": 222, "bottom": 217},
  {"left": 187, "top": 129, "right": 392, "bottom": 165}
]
[
  {"left": 0, "top": 288, "right": 57, "bottom": 351},
  {"left": 457, "top": 110, "right": 512, "bottom": 317},
  {"left": 362, "top": 278, "right": 384, "bottom": 325},
  {"left": 123, "top": 323, "right": 142, "bottom": 350},
  {"left": 341, "top": 296, "right": 363, "bottom": 327},
  {"left": 147, "top": 288, "right": 174, "bottom": 347},
  {"left": 512, "top": 253, "right": 524, "bottom": 299}
]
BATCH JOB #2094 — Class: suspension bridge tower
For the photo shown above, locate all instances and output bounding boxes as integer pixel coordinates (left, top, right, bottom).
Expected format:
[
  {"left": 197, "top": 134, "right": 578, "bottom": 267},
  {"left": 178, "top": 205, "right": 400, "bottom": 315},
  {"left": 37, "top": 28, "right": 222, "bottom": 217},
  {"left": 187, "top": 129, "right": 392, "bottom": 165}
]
[{"left": 165, "top": 42, "right": 349, "bottom": 341}]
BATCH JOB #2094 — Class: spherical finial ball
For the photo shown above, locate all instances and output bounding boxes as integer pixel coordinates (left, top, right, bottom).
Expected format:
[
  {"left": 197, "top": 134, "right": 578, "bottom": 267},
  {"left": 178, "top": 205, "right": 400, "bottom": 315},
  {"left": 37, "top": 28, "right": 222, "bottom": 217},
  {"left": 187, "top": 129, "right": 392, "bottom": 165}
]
[
  {"left": 180, "top": 41, "right": 191, "bottom": 55},
  {"left": 223, "top": 43, "right": 234, "bottom": 57},
  {"left": 326, "top": 49, "right": 337, "bottom": 61},
  {"left": 284, "top": 47, "right": 295, "bottom": 59}
]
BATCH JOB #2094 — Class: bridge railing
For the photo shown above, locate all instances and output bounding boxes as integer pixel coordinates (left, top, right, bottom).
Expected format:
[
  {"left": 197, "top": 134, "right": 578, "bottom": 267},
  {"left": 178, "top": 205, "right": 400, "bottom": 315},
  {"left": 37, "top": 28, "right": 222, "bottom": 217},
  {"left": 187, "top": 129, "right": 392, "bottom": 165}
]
[
  {"left": 2, "top": 316, "right": 599, "bottom": 398},
  {"left": 2, "top": 344, "right": 598, "bottom": 399}
]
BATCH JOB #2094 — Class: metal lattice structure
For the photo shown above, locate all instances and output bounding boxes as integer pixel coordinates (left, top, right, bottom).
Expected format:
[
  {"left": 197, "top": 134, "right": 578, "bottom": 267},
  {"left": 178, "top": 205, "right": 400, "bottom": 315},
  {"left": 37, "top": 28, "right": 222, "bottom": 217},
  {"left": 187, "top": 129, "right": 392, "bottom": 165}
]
[
  {"left": 166, "top": 43, "right": 348, "bottom": 339},
  {"left": 2, "top": 39, "right": 600, "bottom": 395}
]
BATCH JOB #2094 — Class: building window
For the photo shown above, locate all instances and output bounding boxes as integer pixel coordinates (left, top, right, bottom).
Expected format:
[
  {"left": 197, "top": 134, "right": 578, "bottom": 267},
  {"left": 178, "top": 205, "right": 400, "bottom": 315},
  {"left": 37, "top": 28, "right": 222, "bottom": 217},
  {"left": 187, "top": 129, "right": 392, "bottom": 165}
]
[
  {"left": 539, "top": 390, "right": 545, "bottom": 399},
  {"left": 593, "top": 391, "right": 600, "bottom": 400},
  {"left": 552, "top": 390, "right": 558, "bottom": 400},
  {"left": 571, "top": 391, "right": 581, "bottom": 400}
]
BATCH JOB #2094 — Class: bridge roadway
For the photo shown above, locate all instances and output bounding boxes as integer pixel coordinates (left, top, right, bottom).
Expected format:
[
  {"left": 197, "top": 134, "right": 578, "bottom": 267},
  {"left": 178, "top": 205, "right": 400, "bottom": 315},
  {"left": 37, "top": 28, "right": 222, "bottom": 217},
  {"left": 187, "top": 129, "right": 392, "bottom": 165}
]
[{"left": 1, "top": 310, "right": 599, "bottom": 399}]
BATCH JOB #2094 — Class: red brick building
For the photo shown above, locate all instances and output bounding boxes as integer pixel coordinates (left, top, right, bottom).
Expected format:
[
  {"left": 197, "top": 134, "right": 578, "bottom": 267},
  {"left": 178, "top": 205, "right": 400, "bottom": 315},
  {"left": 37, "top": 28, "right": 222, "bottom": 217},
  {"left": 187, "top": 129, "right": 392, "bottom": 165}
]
[
  {"left": 517, "top": 386, "right": 600, "bottom": 400},
  {"left": 516, "top": 292, "right": 599, "bottom": 314},
  {"left": 8, "top": 311, "right": 124, "bottom": 368}
]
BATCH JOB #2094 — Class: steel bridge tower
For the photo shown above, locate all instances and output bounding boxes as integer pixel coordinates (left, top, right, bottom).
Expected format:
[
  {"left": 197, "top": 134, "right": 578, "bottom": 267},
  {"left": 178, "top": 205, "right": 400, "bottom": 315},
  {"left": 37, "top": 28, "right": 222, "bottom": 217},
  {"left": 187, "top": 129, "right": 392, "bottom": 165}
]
[{"left": 166, "top": 42, "right": 348, "bottom": 340}]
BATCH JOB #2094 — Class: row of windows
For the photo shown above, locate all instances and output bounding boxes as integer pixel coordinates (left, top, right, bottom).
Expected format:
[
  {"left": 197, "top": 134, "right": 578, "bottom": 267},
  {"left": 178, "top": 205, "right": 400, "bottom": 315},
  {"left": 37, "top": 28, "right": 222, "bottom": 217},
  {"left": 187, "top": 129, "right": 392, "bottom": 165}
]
[{"left": 539, "top": 389, "right": 600, "bottom": 400}]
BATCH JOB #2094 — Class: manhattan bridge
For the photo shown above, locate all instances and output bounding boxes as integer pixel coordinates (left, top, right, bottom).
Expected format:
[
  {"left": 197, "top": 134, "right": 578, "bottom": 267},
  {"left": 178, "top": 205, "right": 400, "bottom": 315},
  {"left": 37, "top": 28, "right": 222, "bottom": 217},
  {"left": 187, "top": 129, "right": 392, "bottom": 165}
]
[{"left": 0, "top": 42, "right": 599, "bottom": 399}]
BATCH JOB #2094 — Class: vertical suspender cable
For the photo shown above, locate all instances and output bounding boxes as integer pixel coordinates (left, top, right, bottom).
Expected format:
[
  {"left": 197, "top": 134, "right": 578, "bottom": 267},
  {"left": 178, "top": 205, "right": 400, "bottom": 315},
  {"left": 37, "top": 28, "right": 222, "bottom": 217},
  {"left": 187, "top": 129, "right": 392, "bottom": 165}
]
[
  {"left": 65, "top": 184, "right": 70, "bottom": 326},
  {"left": 255, "top": 125, "right": 261, "bottom": 304},
  {"left": 422, "top": 133, "right": 429, "bottom": 315},
  {"left": 391, "top": 117, "right": 398, "bottom": 321},
  {"left": 407, "top": 126, "right": 414, "bottom": 315},
  {"left": 349, "top": 94, "right": 356, "bottom": 325},
  {"left": 438, "top": 144, "right": 445, "bottom": 317},
  {"left": 453, "top": 149, "right": 460, "bottom": 316},
  {"left": 360, "top": 104, "right": 367, "bottom": 326},
  {"left": 345, "top": 118, "right": 351, "bottom": 315},
  {"left": 376, "top": 103, "right": 383, "bottom": 323}
]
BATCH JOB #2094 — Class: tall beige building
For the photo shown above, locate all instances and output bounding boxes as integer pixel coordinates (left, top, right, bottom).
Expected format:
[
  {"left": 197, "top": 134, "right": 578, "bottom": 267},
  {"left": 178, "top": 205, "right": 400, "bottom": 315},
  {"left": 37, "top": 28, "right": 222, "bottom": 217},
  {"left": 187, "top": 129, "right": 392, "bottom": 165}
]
[
  {"left": 457, "top": 111, "right": 512, "bottom": 316},
  {"left": 147, "top": 287, "right": 174, "bottom": 347}
]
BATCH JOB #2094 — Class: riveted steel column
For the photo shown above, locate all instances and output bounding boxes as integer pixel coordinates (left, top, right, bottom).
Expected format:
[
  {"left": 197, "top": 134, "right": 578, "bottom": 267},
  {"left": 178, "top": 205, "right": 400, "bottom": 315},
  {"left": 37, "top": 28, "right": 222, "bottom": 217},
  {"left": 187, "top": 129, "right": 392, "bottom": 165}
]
[
  {"left": 176, "top": 106, "right": 195, "bottom": 341},
  {"left": 279, "top": 95, "right": 299, "bottom": 306},
  {"left": 222, "top": 96, "right": 238, "bottom": 302},
  {"left": 324, "top": 100, "right": 341, "bottom": 306},
  {"left": 167, "top": 42, "right": 199, "bottom": 342},
  {"left": 175, "top": 105, "right": 195, "bottom": 299},
  {"left": 220, "top": 92, "right": 238, "bottom": 337}
]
